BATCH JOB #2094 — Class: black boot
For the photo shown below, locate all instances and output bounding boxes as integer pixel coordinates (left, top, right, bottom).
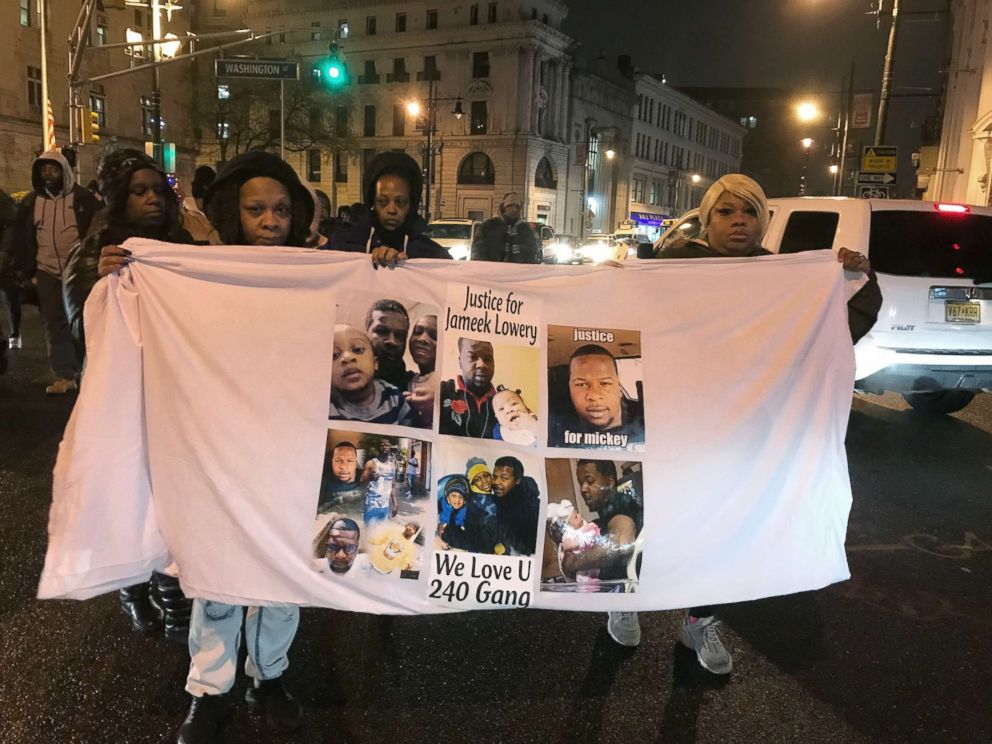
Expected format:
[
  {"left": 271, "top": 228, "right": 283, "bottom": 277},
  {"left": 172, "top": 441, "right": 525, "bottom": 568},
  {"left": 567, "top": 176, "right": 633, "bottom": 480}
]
[
  {"left": 245, "top": 677, "right": 304, "bottom": 733},
  {"left": 151, "top": 572, "right": 192, "bottom": 645},
  {"left": 118, "top": 581, "right": 159, "bottom": 633},
  {"left": 176, "top": 693, "right": 226, "bottom": 744}
]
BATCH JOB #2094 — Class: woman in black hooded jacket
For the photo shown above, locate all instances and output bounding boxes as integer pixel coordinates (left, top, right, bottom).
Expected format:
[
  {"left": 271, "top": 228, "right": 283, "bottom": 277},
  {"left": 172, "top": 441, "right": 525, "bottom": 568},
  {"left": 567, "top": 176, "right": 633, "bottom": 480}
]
[{"left": 328, "top": 151, "right": 450, "bottom": 265}]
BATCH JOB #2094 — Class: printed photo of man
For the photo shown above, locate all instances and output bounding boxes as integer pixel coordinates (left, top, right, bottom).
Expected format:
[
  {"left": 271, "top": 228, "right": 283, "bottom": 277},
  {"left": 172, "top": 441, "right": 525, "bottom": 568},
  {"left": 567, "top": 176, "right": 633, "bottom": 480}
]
[
  {"left": 324, "top": 518, "right": 361, "bottom": 574},
  {"left": 489, "top": 456, "right": 541, "bottom": 556},
  {"left": 439, "top": 338, "right": 498, "bottom": 439},
  {"left": 365, "top": 299, "right": 412, "bottom": 389}
]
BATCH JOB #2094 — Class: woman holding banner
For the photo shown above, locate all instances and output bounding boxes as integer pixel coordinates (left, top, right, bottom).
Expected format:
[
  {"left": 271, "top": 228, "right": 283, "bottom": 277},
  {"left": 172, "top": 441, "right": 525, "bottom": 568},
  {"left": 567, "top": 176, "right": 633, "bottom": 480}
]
[
  {"left": 99, "top": 150, "right": 314, "bottom": 744},
  {"left": 611, "top": 174, "right": 881, "bottom": 676},
  {"left": 328, "top": 151, "right": 450, "bottom": 266}
]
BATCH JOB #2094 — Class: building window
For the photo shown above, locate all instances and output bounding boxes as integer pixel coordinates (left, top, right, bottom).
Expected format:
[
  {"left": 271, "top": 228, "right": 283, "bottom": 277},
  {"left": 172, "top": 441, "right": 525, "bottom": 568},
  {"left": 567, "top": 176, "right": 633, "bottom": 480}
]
[
  {"left": 631, "top": 175, "right": 646, "bottom": 204},
  {"left": 363, "top": 105, "right": 376, "bottom": 137},
  {"left": 216, "top": 119, "right": 230, "bottom": 140},
  {"left": 387, "top": 58, "right": 409, "bottom": 83},
  {"left": 26, "top": 66, "right": 42, "bottom": 109},
  {"left": 395, "top": 12, "right": 406, "bottom": 32},
  {"left": 94, "top": 15, "right": 108, "bottom": 45},
  {"left": 392, "top": 104, "right": 405, "bottom": 136},
  {"left": 337, "top": 19, "right": 349, "bottom": 38},
  {"left": 458, "top": 152, "right": 495, "bottom": 185},
  {"left": 426, "top": 9, "right": 438, "bottom": 29},
  {"left": 470, "top": 101, "right": 488, "bottom": 134},
  {"left": 415, "top": 55, "right": 438, "bottom": 82},
  {"left": 534, "top": 157, "right": 556, "bottom": 189},
  {"left": 307, "top": 149, "right": 322, "bottom": 182},
  {"left": 20, "top": 0, "right": 31, "bottom": 27},
  {"left": 89, "top": 87, "right": 106, "bottom": 127},
  {"left": 472, "top": 51, "right": 490, "bottom": 79},
  {"left": 212, "top": 0, "right": 226, "bottom": 17},
  {"left": 359, "top": 60, "right": 379, "bottom": 84},
  {"left": 309, "top": 22, "right": 322, "bottom": 41},
  {"left": 366, "top": 16, "right": 376, "bottom": 35},
  {"left": 217, "top": 84, "right": 230, "bottom": 100},
  {"left": 335, "top": 152, "right": 348, "bottom": 183},
  {"left": 335, "top": 106, "right": 349, "bottom": 135},
  {"left": 531, "top": 8, "right": 537, "bottom": 19},
  {"left": 488, "top": 3, "right": 497, "bottom": 22},
  {"left": 470, "top": 4, "right": 479, "bottom": 24},
  {"left": 542, "top": 13, "right": 548, "bottom": 24}
]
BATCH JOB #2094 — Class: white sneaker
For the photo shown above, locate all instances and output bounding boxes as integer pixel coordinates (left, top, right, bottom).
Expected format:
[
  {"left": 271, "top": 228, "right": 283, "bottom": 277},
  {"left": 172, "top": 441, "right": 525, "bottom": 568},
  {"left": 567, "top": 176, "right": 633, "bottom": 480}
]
[
  {"left": 607, "top": 611, "right": 641, "bottom": 647},
  {"left": 678, "top": 612, "right": 732, "bottom": 674},
  {"left": 45, "top": 378, "right": 78, "bottom": 395},
  {"left": 8, "top": 335, "right": 21, "bottom": 349}
]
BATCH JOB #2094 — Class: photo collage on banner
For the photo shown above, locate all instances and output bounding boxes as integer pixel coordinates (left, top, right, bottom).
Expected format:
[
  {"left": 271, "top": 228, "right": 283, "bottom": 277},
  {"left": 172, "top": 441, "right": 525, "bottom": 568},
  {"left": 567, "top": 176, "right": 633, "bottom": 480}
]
[
  {"left": 311, "top": 291, "right": 439, "bottom": 582},
  {"left": 541, "top": 458, "right": 644, "bottom": 593},
  {"left": 428, "top": 283, "right": 544, "bottom": 609},
  {"left": 546, "top": 325, "right": 646, "bottom": 451}
]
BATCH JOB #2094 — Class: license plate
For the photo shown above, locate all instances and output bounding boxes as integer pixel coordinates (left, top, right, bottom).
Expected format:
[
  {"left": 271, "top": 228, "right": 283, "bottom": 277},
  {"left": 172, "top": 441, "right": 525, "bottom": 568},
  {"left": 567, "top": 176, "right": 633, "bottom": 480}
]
[{"left": 945, "top": 301, "right": 981, "bottom": 323}]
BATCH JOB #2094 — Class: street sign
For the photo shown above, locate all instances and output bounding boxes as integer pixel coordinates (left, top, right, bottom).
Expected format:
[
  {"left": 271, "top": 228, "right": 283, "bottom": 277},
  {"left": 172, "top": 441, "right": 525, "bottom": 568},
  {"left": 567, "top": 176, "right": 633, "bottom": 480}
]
[
  {"left": 862, "top": 146, "right": 897, "bottom": 172},
  {"left": 852, "top": 93, "right": 873, "bottom": 129},
  {"left": 859, "top": 185, "right": 890, "bottom": 199},
  {"left": 214, "top": 59, "right": 300, "bottom": 80},
  {"left": 856, "top": 171, "right": 897, "bottom": 185}
]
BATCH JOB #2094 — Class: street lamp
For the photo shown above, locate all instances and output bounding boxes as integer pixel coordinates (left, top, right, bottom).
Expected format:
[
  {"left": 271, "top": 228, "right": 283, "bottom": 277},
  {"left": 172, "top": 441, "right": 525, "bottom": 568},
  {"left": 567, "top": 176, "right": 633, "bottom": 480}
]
[
  {"left": 690, "top": 173, "right": 701, "bottom": 184},
  {"left": 800, "top": 138, "right": 814, "bottom": 196},
  {"left": 796, "top": 100, "right": 821, "bottom": 123},
  {"left": 828, "top": 163, "right": 839, "bottom": 175},
  {"left": 405, "top": 79, "right": 464, "bottom": 222},
  {"left": 604, "top": 148, "right": 616, "bottom": 161}
]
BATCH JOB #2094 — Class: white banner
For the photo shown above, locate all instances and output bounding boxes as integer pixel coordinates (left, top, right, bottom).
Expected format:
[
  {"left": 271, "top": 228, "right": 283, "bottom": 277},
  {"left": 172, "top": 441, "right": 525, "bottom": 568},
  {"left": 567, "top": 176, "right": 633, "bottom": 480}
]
[{"left": 38, "top": 241, "right": 855, "bottom": 614}]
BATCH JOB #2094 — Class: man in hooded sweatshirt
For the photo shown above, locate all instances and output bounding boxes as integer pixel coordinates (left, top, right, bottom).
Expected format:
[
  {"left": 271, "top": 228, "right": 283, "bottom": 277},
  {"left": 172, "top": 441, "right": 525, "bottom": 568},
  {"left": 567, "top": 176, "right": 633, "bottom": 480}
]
[
  {"left": 4, "top": 150, "right": 100, "bottom": 393},
  {"left": 471, "top": 192, "right": 539, "bottom": 263}
]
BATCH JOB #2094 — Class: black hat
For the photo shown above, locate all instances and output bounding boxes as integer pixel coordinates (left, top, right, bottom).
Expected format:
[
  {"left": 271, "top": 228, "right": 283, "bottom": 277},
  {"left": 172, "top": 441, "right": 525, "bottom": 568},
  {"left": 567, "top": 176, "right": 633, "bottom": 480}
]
[
  {"left": 204, "top": 151, "right": 314, "bottom": 226},
  {"left": 96, "top": 148, "right": 169, "bottom": 213}
]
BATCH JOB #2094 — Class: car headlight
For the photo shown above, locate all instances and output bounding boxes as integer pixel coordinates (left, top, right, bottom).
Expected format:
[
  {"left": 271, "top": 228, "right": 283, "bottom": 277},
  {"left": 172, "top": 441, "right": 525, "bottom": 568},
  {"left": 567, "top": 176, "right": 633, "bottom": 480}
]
[
  {"left": 448, "top": 242, "right": 470, "bottom": 260},
  {"left": 553, "top": 243, "right": 574, "bottom": 261},
  {"left": 581, "top": 243, "right": 612, "bottom": 264}
]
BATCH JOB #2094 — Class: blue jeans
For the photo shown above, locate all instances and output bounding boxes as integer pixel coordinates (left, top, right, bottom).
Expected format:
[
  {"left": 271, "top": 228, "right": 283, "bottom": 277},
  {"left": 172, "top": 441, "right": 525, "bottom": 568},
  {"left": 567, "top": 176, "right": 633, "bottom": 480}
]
[{"left": 186, "top": 599, "right": 299, "bottom": 697}]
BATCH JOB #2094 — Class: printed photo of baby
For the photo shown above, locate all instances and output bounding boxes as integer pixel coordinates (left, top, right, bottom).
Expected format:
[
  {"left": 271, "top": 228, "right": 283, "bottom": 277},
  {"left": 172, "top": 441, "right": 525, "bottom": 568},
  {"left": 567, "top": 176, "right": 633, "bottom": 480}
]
[{"left": 492, "top": 387, "right": 539, "bottom": 447}]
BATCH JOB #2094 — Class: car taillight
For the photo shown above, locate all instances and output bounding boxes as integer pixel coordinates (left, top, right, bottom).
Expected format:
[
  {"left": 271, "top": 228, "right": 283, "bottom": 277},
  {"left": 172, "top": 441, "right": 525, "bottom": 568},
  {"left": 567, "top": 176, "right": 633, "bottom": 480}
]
[{"left": 935, "top": 203, "right": 970, "bottom": 214}]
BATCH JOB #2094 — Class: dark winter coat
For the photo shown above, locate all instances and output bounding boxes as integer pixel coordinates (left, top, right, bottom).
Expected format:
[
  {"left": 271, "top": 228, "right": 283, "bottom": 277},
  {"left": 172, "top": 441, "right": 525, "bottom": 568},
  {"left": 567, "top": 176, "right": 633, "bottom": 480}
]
[
  {"left": 471, "top": 216, "right": 539, "bottom": 263},
  {"left": 492, "top": 475, "right": 541, "bottom": 556}
]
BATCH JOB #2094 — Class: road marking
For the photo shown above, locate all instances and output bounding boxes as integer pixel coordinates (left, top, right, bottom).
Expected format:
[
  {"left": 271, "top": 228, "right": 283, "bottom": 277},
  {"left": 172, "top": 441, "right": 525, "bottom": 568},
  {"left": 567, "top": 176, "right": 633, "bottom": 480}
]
[{"left": 848, "top": 532, "right": 992, "bottom": 560}]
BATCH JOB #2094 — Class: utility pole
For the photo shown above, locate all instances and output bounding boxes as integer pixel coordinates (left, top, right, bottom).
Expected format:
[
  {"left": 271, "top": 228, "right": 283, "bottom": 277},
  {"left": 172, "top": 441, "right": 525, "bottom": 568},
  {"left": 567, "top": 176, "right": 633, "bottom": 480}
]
[
  {"left": 875, "top": 0, "right": 900, "bottom": 146},
  {"left": 837, "top": 61, "right": 855, "bottom": 196},
  {"left": 150, "top": 0, "right": 163, "bottom": 167},
  {"left": 39, "top": 0, "right": 51, "bottom": 151}
]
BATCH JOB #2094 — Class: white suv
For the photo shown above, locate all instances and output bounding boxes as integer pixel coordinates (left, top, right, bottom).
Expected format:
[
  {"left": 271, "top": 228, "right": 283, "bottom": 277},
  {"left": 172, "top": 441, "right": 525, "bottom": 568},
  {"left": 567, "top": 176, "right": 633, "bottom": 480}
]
[
  {"left": 655, "top": 198, "right": 992, "bottom": 414},
  {"left": 424, "top": 219, "right": 479, "bottom": 260}
]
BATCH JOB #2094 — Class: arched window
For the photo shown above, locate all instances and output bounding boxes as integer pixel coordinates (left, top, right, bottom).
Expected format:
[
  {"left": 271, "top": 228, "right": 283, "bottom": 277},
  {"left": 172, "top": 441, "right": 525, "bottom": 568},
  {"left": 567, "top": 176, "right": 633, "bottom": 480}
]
[
  {"left": 457, "top": 152, "right": 495, "bottom": 185},
  {"left": 534, "top": 157, "right": 557, "bottom": 189}
]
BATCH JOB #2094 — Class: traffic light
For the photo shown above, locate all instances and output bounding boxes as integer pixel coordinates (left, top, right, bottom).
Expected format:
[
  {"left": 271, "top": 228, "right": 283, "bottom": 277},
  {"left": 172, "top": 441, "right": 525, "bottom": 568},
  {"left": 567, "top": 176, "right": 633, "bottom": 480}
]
[
  {"left": 79, "top": 106, "right": 99, "bottom": 143},
  {"left": 315, "top": 42, "right": 349, "bottom": 90},
  {"left": 89, "top": 109, "right": 101, "bottom": 143}
]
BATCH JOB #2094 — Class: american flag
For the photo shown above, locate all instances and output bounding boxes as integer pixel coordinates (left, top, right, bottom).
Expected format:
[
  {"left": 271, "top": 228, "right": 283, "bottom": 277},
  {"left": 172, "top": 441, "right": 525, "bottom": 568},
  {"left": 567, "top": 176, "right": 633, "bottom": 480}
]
[{"left": 45, "top": 98, "right": 56, "bottom": 151}]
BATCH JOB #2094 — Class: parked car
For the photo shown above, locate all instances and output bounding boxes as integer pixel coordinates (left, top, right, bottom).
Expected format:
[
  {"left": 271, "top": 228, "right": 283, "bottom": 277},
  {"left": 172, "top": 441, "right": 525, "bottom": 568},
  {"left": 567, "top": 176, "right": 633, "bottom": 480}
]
[
  {"left": 577, "top": 233, "right": 626, "bottom": 264},
  {"left": 423, "top": 218, "right": 480, "bottom": 260},
  {"left": 655, "top": 198, "right": 992, "bottom": 414},
  {"left": 542, "top": 234, "right": 580, "bottom": 264}
]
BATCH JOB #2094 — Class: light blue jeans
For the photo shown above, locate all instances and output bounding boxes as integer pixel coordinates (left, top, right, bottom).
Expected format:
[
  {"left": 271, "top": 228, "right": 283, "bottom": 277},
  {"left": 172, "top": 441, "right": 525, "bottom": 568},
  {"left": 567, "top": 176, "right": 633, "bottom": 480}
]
[{"left": 185, "top": 599, "right": 300, "bottom": 697}]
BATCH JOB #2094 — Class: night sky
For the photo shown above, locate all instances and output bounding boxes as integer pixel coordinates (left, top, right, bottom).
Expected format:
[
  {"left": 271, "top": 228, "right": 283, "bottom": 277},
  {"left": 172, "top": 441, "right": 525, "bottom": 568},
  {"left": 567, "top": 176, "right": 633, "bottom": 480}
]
[{"left": 564, "top": 0, "right": 950, "bottom": 193}]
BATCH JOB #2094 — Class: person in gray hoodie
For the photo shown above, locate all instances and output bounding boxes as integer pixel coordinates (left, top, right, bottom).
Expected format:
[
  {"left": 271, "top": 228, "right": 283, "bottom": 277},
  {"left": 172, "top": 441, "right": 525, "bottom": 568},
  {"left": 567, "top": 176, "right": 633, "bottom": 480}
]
[{"left": 3, "top": 150, "right": 100, "bottom": 393}]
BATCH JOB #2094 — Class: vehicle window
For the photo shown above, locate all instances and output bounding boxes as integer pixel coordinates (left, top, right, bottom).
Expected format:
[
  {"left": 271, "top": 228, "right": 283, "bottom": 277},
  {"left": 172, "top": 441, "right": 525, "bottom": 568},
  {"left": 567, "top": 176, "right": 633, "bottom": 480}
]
[
  {"left": 425, "top": 224, "right": 471, "bottom": 240},
  {"left": 869, "top": 211, "right": 992, "bottom": 280},
  {"left": 659, "top": 216, "right": 701, "bottom": 250},
  {"left": 779, "top": 212, "right": 839, "bottom": 253}
]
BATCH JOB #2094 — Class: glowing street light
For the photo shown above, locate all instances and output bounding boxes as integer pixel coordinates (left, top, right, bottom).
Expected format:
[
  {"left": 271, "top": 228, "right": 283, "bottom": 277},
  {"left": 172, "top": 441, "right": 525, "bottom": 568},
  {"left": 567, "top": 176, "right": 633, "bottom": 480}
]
[
  {"left": 405, "top": 100, "right": 422, "bottom": 117},
  {"left": 828, "top": 164, "right": 839, "bottom": 175},
  {"left": 801, "top": 137, "right": 814, "bottom": 150},
  {"left": 690, "top": 173, "right": 701, "bottom": 184},
  {"left": 796, "top": 101, "right": 820, "bottom": 123},
  {"left": 604, "top": 148, "right": 616, "bottom": 160}
]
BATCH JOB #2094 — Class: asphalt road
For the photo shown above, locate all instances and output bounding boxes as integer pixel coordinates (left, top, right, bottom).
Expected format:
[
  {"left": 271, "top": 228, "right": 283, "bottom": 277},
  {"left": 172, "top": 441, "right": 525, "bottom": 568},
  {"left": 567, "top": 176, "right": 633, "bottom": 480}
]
[{"left": 1, "top": 306, "right": 990, "bottom": 744}]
